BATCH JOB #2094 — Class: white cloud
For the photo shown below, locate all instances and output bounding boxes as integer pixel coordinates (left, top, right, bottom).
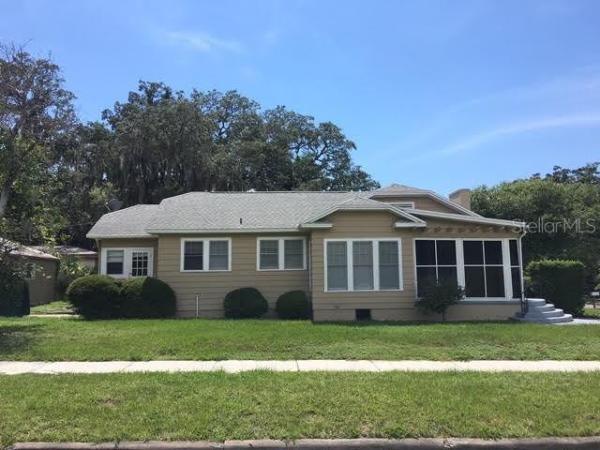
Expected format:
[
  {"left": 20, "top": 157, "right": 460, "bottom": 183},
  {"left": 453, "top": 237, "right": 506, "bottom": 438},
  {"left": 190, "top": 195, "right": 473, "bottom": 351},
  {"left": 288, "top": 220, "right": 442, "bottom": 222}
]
[
  {"left": 165, "top": 30, "right": 242, "bottom": 53},
  {"left": 439, "top": 114, "right": 600, "bottom": 156}
]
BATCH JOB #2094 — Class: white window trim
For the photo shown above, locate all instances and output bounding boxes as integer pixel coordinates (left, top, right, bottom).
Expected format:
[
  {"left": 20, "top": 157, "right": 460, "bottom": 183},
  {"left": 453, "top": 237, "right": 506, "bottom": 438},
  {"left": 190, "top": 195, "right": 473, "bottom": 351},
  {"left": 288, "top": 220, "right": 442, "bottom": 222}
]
[
  {"left": 413, "top": 238, "right": 521, "bottom": 301},
  {"left": 180, "top": 238, "right": 232, "bottom": 272},
  {"left": 100, "top": 247, "right": 154, "bottom": 278},
  {"left": 324, "top": 238, "right": 403, "bottom": 293},
  {"left": 256, "top": 237, "right": 307, "bottom": 271}
]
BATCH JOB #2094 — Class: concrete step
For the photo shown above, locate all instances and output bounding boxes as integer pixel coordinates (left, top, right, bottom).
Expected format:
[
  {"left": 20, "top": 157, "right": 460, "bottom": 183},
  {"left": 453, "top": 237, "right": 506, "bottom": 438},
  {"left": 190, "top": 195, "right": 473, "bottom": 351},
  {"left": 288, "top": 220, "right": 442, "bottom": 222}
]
[
  {"left": 524, "top": 309, "right": 565, "bottom": 319},
  {"left": 530, "top": 304, "right": 556, "bottom": 312},
  {"left": 526, "top": 298, "right": 547, "bottom": 307},
  {"left": 521, "top": 314, "right": 573, "bottom": 324}
]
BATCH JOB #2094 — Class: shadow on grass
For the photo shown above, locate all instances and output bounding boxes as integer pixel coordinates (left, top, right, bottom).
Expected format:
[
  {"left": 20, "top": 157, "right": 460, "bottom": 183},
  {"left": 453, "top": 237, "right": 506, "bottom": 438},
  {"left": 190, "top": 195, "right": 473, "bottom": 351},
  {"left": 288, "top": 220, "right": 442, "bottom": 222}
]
[
  {"left": 0, "top": 323, "right": 43, "bottom": 356},
  {"left": 312, "top": 319, "right": 523, "bottom": 327}
]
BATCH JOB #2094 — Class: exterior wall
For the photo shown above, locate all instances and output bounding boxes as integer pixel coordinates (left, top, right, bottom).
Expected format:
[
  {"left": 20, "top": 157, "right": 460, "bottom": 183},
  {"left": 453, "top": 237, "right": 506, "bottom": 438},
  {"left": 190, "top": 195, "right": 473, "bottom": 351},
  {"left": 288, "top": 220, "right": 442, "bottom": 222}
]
[
  {"left": 373, "top": 195, "right": 465, "bottom": 214},
  {"left": 310, "top": 210, "right": 522, "bottom": 322},
  {"left": 97, "top": 238, "right": 158, "bottom": 276},
  {"left": 27, "top": 258, "right": 58, "bottom": 306},
  {"left": 156, "top": 234, "right": 309, "bottom": 317}
]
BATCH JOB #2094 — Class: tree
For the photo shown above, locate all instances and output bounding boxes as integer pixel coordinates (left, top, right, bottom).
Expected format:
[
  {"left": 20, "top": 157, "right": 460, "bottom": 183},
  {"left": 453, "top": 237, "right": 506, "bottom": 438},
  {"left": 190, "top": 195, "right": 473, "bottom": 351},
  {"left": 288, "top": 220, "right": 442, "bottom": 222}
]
[
  {"left": 0, "top": 43, "right": 76, "bottom": 219},
  {"left": 472, "top": 163, "right": 600, "bottom": 286}
]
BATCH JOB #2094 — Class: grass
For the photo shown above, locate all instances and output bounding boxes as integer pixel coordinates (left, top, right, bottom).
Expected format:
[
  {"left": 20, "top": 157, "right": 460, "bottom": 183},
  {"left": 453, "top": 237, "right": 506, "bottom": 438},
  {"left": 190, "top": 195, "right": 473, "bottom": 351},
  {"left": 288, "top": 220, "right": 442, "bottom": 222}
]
[
  {"left": 29, "top": 300, "right": 74, "bottom": 315},
  {"left": 2, "top": 317, "right": 600, "bottom": 361},
  {"left": 582, "top": 308, "right": 600, "bottom": 319},
  {"left": 1, "top": 371, "right": 600, "bottom": 446}
]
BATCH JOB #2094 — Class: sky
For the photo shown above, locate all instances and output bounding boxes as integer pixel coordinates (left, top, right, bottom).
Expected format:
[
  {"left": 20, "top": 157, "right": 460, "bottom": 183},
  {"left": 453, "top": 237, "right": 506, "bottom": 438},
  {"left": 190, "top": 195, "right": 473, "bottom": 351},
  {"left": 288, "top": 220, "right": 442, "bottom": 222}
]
[{"left": 2, "top": 0, "right": 600, "bottom": 195}]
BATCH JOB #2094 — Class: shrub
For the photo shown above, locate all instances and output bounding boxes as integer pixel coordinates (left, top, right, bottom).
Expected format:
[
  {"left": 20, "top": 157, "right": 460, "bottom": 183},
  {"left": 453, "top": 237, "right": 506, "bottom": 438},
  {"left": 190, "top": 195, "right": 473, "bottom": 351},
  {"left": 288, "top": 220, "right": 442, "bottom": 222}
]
[
  {"left": 527, "top": 259, "right": 586, "bottom": 315},
  {"left": 224, "top": 287, "right": 268, "bottom": 319},
  {"left": 120, "top": 277, "right": 176, "bottom": 318},
  {"left": 0, "top": 277, "right": 29, "bottom": 317},
  {"left": 416, "top": 281, "right": 465, "bottom": 322},
  {"left": 66, "top": 275, "right": 121, "bottom": 319},
  {"left": 276, "top": 290, "right": 311, "bottom": 319},
  {"left": 56, "top": 255, "right": 92, "bottom": 296}
]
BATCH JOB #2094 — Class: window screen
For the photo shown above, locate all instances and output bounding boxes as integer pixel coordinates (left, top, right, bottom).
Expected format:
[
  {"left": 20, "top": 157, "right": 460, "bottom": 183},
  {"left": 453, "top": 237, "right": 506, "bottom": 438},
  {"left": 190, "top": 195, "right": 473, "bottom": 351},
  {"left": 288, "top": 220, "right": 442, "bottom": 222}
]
[
  {"left": 379, "top": 241, "right": 399, "bottom": 290},
  {"left": 209, "top": 240, "right": 229, "bottom": 270},
  {"left": 183, "top": 241, "right": 204, "bottom": 270},
  {"left": 352, "top": 241, "right": 374, "bottom": 291},
  {"left": 284, "top": 239, "right": 304, "bottom": 269},
  {"left": 106, "top": 250, "right": 124, "bottom": 275}
]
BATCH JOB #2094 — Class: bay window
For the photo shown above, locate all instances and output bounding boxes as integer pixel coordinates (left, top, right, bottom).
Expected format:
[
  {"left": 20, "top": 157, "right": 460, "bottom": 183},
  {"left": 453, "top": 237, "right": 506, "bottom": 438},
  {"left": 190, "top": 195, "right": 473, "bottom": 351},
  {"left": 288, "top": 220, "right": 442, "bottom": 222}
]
[{"left": 325, "top": 239, "right": 402, "bottom": 292}]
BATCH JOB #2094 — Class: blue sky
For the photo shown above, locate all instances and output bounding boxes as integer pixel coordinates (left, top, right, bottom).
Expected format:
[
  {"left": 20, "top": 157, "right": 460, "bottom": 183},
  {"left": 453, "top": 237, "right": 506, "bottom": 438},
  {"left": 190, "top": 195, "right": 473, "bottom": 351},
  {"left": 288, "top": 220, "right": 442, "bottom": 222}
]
[{"left": 2, "top": 0, "right": 600, "bottom": 195}]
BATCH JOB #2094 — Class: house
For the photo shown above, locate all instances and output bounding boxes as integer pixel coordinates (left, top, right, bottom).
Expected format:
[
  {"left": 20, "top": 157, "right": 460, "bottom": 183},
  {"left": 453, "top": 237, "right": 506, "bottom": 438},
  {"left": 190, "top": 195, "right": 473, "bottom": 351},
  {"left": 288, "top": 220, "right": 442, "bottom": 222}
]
[
  {"left": 1, "top": 239, "right": 59, "bottom": 306},
  {"left": 33, "top": 245, "right": 98, "bottom": 270},
  {"left": 86, "top": 184, "right": 527, "bottom": 321}
]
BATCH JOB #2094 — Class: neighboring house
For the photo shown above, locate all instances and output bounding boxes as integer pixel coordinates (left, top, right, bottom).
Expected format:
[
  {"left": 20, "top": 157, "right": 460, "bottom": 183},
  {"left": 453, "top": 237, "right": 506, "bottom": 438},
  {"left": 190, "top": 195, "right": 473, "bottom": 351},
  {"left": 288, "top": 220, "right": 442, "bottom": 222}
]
[
  {"left": 33, "top": 245, "right": 98, "bottom": 270},
  {"left": 1, "top": 240, "right": 59, "bottom": 306},
  {"left": 87, "top": 184, "right": 526, "bottom": 321}
]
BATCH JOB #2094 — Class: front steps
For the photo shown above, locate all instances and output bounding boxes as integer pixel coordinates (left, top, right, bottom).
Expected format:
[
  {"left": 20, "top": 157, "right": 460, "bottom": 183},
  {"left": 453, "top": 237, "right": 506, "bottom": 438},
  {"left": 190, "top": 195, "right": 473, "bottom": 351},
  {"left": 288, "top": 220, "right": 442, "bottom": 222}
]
[{"left": 515, "top": 298, "right": 573, "bottom": 324}]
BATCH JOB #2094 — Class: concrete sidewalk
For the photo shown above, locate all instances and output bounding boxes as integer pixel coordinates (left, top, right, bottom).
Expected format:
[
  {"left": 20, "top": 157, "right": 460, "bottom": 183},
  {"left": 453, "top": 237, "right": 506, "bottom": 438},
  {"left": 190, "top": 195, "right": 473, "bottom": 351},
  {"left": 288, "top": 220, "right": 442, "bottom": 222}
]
[{"left": 2, "top": 359, "right": 600, "bottom": 374}]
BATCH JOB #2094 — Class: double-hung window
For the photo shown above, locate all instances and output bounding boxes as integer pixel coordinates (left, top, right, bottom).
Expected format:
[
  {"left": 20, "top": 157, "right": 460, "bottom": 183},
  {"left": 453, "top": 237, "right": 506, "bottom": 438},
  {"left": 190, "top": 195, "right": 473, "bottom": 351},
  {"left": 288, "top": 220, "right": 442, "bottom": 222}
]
[
  {"left": 181, "top": 238, "right": 231, "bottom": 272},
  {"left": 325, "top": 239, "right": 402, "bottom": 292},
  {"left": 257, "top": 238, "right": 306, "bottom": 270},
  {"left": 415, "top": 240, "right": 458, "bottom": 297}
]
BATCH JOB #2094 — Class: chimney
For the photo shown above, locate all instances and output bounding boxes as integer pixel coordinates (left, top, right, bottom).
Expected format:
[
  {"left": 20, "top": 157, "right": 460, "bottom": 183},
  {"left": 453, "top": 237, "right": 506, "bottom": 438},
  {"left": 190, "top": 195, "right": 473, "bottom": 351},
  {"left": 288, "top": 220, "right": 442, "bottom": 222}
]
[{"left": 449, "top": 188, "right": 471, "bottom": 210}]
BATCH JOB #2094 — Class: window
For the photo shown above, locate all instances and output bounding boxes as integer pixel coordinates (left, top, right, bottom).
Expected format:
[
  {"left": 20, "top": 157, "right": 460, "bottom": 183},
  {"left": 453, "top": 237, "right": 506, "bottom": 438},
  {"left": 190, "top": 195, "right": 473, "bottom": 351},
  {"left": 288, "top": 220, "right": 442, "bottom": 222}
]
[
  {"left": 106, "top": 250, "right": 124, "bottom": 275},
  {"left": 391, "top": 201, "right": 415, "bottom": 209},
  {"left": 463, "top": 240, "right": 505, "bottom": 298},
  {"left": 131, "top": 251, "right": 149, "bottom": 276},
  {"left": 257, "top": 238, "right": 306, "bottom": 270},
  {"left": 415, "top": 240, "right": 457, "bottom": 297},
  {"left": 102, "top": 248, "right": 153, "bottom": 278},
  {"left": 259, "top": 240, "right": 279, "bottom": 269},
  {"left": 326, "top": 241, "right": 348, "bottom": 291},
  {"left": 353, "top": 241, "right": 374, "bottom": 290},
  {"left": 181, "top": 239, "right": 230, "bottom": 272},
  {"left": 325, "top": 239, "right": 402, "bottom": 292},
  {"left": 509, "top": 239, "right": 522, "bottom": 299}
]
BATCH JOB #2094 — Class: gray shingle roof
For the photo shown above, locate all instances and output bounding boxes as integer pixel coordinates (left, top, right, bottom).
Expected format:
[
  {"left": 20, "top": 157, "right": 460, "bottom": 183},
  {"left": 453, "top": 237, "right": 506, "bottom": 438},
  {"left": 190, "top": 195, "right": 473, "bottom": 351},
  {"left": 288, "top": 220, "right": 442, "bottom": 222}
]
[
  {"left": 145, "top": 191, "right": 364, "bottom": 233},
  {"left": 87, "top": 205, "right": 160, "bottom": 238}
]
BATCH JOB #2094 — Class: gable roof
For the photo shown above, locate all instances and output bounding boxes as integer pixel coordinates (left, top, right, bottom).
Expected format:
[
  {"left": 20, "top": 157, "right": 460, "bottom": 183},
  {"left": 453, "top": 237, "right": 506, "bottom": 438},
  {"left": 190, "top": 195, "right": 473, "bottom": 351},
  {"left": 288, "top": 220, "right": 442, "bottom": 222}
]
[
  {"left": 368, "top": 183, "right": 479, "bottom": 217},
  {"left": 86, "top": 184, "right": 494, "bottom": 239}
]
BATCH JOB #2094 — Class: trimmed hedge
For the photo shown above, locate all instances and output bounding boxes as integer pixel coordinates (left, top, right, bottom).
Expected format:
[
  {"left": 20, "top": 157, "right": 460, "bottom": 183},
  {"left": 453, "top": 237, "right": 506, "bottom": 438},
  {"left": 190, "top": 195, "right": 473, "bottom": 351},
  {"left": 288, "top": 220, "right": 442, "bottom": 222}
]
[
  {"left": 121, "top": 277, "right": 176, "bottom": 318},
  {"left": 66, "top": 275, "right": 121, "bottom": 319},
  {"left": 276, "top": 290, "right": 311, "bottom": 319},
  {"left": 224, "top": 287, "right": 268, "bottom": 319},
  {"left": 526, "top": 259, "right": 586, "bottom": 315}
]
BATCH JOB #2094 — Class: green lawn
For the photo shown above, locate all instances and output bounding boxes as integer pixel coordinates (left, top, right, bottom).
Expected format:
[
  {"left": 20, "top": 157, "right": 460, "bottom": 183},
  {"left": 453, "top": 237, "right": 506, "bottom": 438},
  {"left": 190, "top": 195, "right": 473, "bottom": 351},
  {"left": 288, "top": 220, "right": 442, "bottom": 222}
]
[
  {"left": 29, "top": 300, "right": 74, "bottom": 315},
  {"left": 583, "top": 308, "right": 600, "bottom": 319},
  {"left": 1, "top": 371, "right": 600, "bottom": 446},
  {"left": 2, "top": 317, "right": 600, "bottom": 361}
]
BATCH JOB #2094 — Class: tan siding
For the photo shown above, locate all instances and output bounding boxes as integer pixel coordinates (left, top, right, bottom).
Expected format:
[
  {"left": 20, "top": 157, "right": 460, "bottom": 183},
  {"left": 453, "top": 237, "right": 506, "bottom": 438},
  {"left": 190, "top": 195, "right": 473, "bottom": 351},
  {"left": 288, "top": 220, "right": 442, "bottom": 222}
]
[
  {"left": 157, "top": 234, "right": 309, "bottom": 317},
  {"left": 98, "top": 238, "right": 159, "bottom": 275},
  {"left": 374, "top": 195, "right": 464, "bottom": 214},
  {"left": 311, "top": 210, "right": 522, "bottom": 321},
  {"left": 27, "top": 258, "right": 58, "bottom": 306}
]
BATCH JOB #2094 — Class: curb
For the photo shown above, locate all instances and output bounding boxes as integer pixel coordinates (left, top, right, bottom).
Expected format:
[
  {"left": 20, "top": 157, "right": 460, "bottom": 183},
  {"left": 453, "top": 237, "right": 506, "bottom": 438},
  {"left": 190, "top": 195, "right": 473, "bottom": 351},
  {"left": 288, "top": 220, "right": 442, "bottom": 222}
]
[{"left": 11, "top": 438, "right": 600, "bottom": 450}]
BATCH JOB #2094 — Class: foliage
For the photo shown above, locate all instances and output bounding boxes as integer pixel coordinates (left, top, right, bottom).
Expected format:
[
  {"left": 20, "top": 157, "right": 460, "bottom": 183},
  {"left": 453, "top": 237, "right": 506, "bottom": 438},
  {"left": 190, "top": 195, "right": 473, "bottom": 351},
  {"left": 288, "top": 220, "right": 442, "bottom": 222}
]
[
  {"left": 526, "top": 259, "right": 586, "bottom": 315},
  {"left": 416, "top": 281, "right": 465, "bottom": 321},
  {"left": 56, "top": 254, "right": 93, "bottom": 295},
  {"left": 0, "top": 240, "right": 32, "bottom": 316},
  {"left": 472, "top": 164, "right": 600, "bottom": 286},
  {"left": 66, "top": 275, "right": 121, "bottom": 319},
  {"left": 275, "top": 290, "right": 311, "bottom": 319},
  {"left": 120, "top": 277, "right": 176, "bottom": 318},
  {"left": 1, "top": 44, "right": 378, "bottom": 248},
  {"left": 223, "top": 287, "right": 268, "bottom": 319}
]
